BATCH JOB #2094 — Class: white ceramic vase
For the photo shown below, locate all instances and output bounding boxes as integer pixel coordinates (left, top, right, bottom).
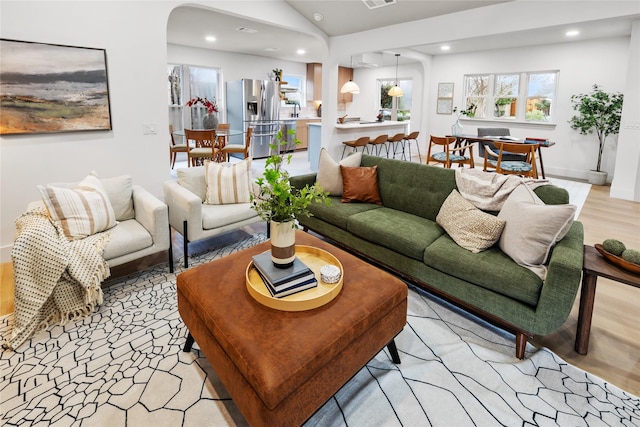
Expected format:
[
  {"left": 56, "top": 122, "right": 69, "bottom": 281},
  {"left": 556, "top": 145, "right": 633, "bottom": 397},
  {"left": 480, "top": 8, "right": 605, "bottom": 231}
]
[
  {"left": 588, "top": 170, "right": 607, "bottom": 185},
  {"left": 270, "top": 220, "right": 296, "bottom": 268}
]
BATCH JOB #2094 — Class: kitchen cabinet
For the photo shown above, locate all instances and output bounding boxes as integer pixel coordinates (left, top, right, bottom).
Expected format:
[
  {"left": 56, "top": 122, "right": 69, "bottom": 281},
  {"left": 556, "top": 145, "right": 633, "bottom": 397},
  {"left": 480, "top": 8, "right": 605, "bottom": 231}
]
[
  {"left": 306, "top": 63, "right": 322, "bottom": 102},
  {"left": 338, "top": 66, "right": 354, "bottom": 108},
  {"left": 295, "top": 119, "right": 320, "bottom": 150}
]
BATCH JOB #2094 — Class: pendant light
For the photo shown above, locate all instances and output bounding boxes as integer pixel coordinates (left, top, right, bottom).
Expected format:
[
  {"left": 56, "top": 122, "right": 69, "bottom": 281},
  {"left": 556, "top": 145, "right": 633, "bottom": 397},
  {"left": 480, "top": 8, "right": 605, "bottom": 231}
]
[
  {"left": 388, "top": 53, "right": 404, "bottom": 97},
  {"left": 340, "top": 56, "right": 360, "bottom": 94}
]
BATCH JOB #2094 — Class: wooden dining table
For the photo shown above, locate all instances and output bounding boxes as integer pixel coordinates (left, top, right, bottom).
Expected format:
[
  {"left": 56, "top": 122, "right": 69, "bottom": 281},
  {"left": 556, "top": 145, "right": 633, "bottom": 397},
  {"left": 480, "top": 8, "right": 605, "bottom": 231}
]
[{"left": 447, "top": 134, "right": 556, "bottom": 179}]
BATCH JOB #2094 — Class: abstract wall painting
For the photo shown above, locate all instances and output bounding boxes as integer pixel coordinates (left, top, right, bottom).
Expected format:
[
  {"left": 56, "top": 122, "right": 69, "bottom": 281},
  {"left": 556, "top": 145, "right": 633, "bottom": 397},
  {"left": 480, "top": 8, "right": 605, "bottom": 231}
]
[{"left": 0, "top": 39, "right": 112, "bottom": 135}]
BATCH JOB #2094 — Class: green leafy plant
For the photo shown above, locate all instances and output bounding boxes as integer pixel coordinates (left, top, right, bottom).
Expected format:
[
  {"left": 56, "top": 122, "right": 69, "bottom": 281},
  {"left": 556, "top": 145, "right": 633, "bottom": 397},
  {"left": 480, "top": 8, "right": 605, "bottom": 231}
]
[
  {"left": 251, "top": 129, "right": 329, "bottom": 224},
  {"left": 568, "top": 84, "right": 624, "bottom": 172}
]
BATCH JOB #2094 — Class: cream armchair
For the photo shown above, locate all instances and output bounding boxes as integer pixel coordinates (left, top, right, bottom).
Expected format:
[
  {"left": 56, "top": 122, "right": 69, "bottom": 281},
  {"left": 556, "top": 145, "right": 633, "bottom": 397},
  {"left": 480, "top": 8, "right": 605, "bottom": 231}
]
[
  {"left": 29, "top": 174, "right": 173, "bottom": 272},
  {"left": 163, "top": 166, "right": 262, "bottom": 268}
]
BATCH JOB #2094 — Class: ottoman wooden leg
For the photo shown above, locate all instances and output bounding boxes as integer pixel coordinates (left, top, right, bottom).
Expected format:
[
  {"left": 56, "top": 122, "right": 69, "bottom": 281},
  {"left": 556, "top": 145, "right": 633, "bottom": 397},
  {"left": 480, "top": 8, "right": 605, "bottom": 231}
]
[
  {"left": 387, "top": 339, "right": 400, "bottom": 364},
  {"left": 183, "top": 332, "right": 195, "bottom": 352}
]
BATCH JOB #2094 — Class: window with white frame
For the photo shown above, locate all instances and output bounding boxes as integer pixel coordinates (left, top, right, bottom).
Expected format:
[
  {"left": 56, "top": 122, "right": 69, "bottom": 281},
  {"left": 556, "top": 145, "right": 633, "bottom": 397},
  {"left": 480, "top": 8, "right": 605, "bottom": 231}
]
[
  {"left": 379, "top": 78, "right": 412, "bottom": 121},
  {"left": 463, "top": 71, "right": 558, "bottom": 122}
]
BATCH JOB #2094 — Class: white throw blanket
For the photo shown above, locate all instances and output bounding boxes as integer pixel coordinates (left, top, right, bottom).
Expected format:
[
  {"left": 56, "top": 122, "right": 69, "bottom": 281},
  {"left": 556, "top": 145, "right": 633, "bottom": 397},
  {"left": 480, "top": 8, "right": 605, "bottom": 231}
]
[
  {"left": 4, "top": 208, "right": 110, "bottom": 350},
  {"left": 455, "top": 168, "right": 548, "bottom": 211}
]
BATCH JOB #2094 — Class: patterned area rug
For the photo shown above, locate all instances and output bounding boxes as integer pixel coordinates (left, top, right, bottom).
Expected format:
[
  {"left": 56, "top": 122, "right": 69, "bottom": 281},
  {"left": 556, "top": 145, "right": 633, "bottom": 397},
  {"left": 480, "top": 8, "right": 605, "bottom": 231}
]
[{"left": 1, "top": 231, "right": 639, "bottom": 427}]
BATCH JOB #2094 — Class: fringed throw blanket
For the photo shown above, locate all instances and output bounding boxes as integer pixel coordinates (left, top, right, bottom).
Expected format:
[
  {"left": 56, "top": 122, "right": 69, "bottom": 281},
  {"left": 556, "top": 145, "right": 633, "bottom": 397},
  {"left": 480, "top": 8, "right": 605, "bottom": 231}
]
[
  {"left": 455, "top": 168, "right": 548, "bottom": 211},
  {"left": 4, "top": 208, "right": 111, "bottom": 350}
]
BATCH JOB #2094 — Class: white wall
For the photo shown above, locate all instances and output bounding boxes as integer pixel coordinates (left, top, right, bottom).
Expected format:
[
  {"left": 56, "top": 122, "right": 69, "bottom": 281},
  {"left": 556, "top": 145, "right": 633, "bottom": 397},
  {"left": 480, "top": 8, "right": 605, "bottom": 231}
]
[
  {"left": 0, "top": 1, "right": 176, "bottom": 262},
  {"left": 426, "top": 37, "right": 630, "bottom": 180}
]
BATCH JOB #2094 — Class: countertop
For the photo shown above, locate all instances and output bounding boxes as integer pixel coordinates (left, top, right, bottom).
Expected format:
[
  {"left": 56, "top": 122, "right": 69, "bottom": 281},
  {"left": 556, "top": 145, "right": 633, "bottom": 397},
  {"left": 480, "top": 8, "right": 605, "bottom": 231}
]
[{"left": 334, "top": 120, "right": 410, "bottom": 129}]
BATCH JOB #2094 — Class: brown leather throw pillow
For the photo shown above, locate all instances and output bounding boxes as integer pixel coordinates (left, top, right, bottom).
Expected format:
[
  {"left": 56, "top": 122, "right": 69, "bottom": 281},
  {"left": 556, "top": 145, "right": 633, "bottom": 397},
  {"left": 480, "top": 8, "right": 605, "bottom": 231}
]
[{"left": 340, "top": 165, "right": 383, "bottom": 204}]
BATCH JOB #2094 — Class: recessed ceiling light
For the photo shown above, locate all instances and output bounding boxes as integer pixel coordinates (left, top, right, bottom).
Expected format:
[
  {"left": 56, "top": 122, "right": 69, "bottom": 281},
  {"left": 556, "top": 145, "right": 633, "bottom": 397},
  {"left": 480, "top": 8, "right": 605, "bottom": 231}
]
[
  {"left": 205, "top": 36, "right": 216, "bottom": 42},
  {"left": 441, "top": 45, "right": 450, "bottom": 51},
  {"left": 297, "top": 49, "right": 306, "bottom": 55},
  {"left": 566, "top": 30, "right": 580, "bottom": 37},
  {"left": 313, "top": 12, "right": 324, "bottom": 22}
]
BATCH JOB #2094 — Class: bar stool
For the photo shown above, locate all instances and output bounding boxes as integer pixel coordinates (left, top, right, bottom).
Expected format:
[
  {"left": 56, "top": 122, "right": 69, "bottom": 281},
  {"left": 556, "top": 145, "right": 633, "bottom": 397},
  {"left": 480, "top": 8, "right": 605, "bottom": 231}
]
[
  {"left": 387, "top": 133, "right": 405, "bottom": 159},
  {"left": 341, "top": 136, "right": 370, "bottom": 159},
  {"left": 368, "top": 134, "right": 389, "bottom": 157},
  {"left": 402, "top": 131, "right": 421, "bottom": 163}
]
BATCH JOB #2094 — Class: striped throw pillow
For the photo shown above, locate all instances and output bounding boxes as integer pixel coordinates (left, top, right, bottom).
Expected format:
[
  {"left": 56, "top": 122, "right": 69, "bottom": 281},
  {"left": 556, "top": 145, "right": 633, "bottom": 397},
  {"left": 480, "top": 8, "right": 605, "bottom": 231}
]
[
  {"left": 38, "top": 172, "right": 117, "bottom": 240},
  {"left": 204, "top": 159, "right": 251, "bottom": 205}
]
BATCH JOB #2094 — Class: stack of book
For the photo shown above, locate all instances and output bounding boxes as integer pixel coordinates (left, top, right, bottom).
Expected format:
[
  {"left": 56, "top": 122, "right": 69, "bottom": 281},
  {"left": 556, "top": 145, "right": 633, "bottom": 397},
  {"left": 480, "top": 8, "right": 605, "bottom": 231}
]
[
  {"left": 524, "top": 137, "right": 549, "bottom": 146},
  {"left": 251, "top": 251, "right": 317, "bottom": 298}
]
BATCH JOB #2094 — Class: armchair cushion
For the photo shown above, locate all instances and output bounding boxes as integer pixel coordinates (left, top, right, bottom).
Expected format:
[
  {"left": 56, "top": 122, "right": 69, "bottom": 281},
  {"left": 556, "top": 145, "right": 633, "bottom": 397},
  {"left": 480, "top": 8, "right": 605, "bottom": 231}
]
[
  {"left": 38, "top": 172, "right": 116, "bottom": 240},
  {"left": 204, "top": 158, "right": 251, "bottom": 205},
  {"left": 102, "top": 219, "right": 153, "bottom": 260},
  {"left": 101, "top": 175, "right": 135, "bottom": 221},
  {"left": 177, "top": 167, "right": 207, "bottom": 202}
]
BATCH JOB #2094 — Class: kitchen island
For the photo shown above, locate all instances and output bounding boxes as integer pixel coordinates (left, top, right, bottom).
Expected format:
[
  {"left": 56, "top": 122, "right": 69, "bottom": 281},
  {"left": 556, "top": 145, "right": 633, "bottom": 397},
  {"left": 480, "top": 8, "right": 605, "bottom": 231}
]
[{"left": 308, "top": 120, "right": 411, "bottom": 171}]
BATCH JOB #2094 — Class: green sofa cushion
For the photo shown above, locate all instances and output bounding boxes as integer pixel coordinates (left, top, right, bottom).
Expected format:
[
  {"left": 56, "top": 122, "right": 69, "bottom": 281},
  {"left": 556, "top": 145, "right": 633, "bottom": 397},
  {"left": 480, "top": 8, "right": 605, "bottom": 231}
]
[
  {"left": 307, "top": 196, "right": 381, "bottom": 230},
  {"left": 361, "top": 155, "right": 457, "bottom": 221},
  {"left": 424, "top": 235, "right": 543, "bottom": 306},
  {"left": 347, "top": 208, "right": 444, "bottom": 261}
]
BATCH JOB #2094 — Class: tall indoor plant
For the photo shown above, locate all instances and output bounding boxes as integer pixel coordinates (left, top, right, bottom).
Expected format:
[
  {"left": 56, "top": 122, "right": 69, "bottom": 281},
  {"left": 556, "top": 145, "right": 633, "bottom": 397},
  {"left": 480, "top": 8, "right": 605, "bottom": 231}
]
[
  {"left": 568, "top": 84, "right": 623, "bottom": 185},
  {"left": 251, "top": 129, "right": 328, "bottom": 267}
]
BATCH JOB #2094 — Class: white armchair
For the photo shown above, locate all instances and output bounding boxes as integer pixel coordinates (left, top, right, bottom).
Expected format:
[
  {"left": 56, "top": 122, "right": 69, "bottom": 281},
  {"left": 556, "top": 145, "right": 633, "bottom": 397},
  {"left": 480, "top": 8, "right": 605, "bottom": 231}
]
[
  {"left": 163, "top": 166, "right": 262, "bottom": 268},
  {"left": 29, "top": 174, "right": 173, "bottom": 272}
]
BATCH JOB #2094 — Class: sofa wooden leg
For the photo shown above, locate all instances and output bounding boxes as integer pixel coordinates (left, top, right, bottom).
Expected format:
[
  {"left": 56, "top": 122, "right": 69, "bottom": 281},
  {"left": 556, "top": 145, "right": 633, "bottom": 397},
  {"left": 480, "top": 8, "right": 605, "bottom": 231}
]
[
  {"left": 183, "top": 332, "right": 194, "bottom": 352},
  {"left": 387, "top": 339, "right": 401, "bottom": 364},
  {"left": 515, "top": 333, "right": 527, "bottom": 359},
  {"left": 183, "top": 220, "right": 189, "bottom": 269}
]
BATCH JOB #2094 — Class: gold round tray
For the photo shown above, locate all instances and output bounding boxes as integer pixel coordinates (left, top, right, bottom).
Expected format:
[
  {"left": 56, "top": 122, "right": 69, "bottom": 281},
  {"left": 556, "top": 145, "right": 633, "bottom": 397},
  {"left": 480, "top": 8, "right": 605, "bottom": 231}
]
[{"left": 246, "top": 245, "right": 344, "bottom": 311}]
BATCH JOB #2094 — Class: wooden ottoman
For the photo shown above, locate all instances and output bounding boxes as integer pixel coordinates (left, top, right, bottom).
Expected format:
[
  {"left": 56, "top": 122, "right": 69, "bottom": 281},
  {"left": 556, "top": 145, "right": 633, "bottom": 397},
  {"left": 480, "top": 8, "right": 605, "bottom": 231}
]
[{"left": 177, "top": 231, "right": 408, "bottom": 427}]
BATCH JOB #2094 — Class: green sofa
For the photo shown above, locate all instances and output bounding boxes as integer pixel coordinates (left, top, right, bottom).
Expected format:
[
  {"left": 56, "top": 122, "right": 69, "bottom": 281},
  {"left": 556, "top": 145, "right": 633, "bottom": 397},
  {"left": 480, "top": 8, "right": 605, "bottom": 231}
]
[{"left": 290, "top": 155, "right": 584, "bottom": 359}]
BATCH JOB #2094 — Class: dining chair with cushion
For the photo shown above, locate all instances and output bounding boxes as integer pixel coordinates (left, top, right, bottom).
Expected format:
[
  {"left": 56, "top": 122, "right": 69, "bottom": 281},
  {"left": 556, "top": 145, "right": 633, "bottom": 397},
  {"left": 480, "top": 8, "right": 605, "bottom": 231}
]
[
  {"left": 222, "top": 126, "right": 253, "bottom": 162},
  {"left": 185, "top": 129, "right": 219, "bottom": 167},
  {"left": 169, "top": 124, "right": 188, "bottom": 169},
  {"left": 426, "top": 135, "right": 475, "bottom": 169},
  {"left": 368, "top": 134, "right": 390, "bottom": 157},
  {"left": 476, "top": 127, "right": 525, "bottom": 162},
  {"left": 485, "top": 141, "right": 538, "bottom": 178},
  {"left": 341, "top": 136, "right": 370, "bottom": 159}
]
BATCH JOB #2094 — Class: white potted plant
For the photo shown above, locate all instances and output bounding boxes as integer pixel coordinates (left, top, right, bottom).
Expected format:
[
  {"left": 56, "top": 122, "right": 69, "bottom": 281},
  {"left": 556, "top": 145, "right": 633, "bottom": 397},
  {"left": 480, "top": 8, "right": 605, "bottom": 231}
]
[
  {"left": 251, "top": 129, "right": 328, "bottom": 268},
  {"left": 568, "top": 84, "right": 624, "bottom": 185}
]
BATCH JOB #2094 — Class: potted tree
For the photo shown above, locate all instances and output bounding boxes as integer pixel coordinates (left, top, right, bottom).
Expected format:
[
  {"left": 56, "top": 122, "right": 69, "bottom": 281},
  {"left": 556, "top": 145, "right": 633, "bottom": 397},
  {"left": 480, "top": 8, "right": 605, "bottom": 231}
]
[
  {"left": 251, "top": 129, "right": 328, "bottom": 267},
  {"left": 568, "top": 84, "right": 624, "bottom": 185}
]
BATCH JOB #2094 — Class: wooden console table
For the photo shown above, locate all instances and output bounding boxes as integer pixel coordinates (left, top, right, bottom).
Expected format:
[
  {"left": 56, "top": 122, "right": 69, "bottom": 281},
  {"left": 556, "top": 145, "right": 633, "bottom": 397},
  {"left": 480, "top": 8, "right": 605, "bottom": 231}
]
[{"left": 575, "top": 245, "right": 640, "bottom": 354}]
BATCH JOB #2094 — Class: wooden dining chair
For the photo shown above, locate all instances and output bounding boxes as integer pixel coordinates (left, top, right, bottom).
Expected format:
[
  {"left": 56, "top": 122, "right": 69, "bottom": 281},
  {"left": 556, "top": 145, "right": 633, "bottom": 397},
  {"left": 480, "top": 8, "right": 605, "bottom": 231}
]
[
  {"left": 169, "top": 124, "right": 188, "bottom": 169},
  {"left": 485, "top": 141, "right": 539, "bottom": 178},
  {"left": 184, "top": 129, "right": 219, "bottom": 166},
  {"left": 426, "top": 135, "right": 475, "bottom": 169},
  {"left": 222, "top": 127, "right": 253, "bottom": 162},
  {"left": 213, "top": 123, "right": 230, "bottom": 162}
]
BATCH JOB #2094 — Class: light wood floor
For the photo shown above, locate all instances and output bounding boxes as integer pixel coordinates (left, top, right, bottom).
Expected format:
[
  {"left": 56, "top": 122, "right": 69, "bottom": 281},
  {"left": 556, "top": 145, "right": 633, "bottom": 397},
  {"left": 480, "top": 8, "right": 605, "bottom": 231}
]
[{"left": 1, "top": 180, "right": 639, "bottom": 396}]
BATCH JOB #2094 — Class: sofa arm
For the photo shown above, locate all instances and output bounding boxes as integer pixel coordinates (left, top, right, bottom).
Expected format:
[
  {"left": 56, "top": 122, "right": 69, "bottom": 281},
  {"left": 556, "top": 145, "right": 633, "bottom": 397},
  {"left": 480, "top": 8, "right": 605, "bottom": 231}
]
[
  {"left": 290, "top": 173, "right": 317, "bottom": 191},
  {"left": 163, "top": 180, "right": 203, "bottom": 239},
  {"left": 131, "top": 185, "right": 170, "bottom": 250},
  {"left": 533, "top": 221, "right": 584, "bottom": 334}
]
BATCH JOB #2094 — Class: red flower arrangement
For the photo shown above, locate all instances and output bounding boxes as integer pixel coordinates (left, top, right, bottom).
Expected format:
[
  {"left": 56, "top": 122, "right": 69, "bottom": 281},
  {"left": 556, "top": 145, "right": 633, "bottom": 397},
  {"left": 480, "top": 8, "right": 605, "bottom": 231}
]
[{"left": 186, "top": 97, "right": 219, "bottom": 114}]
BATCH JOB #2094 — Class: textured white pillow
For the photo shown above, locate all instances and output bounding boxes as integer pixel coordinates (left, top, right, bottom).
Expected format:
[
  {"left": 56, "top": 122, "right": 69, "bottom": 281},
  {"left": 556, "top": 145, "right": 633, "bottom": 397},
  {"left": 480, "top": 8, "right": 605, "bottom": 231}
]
[
  {"left": 316, "top": 148, "right": 362, "bottom": 196},
  {"left": 204, "top": 158, "right": 251, "bottom": 205},
  {"left": 497, "top": 184, "right": 576, "bottom": 279},
  {"left": 38, "top": 172, "right": 117, "bottom": 240},
  {"left": 436, "top": 190, "right": 505, "bottom": 253},
  {"left": 177, "top": 166, "right": 207, "bottom": 202}
]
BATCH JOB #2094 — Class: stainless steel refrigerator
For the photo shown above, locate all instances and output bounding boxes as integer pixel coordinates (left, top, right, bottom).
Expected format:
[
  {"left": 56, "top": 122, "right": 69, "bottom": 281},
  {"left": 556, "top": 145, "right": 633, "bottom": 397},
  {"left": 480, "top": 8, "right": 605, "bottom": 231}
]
[{"left": 226, "top": 79, "right": 282, "bottom": 159}]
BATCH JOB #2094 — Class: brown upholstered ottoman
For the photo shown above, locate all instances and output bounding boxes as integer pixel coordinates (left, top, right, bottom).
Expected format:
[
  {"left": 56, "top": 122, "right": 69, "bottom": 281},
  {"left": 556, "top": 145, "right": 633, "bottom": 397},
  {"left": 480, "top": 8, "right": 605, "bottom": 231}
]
[{"left": 177, "top": 231, "right": 408, "bottom": 427}]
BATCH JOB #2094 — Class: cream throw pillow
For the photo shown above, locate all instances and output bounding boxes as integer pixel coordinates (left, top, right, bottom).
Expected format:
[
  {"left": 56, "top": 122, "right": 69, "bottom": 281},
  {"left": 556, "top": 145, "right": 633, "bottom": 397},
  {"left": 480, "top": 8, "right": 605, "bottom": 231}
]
[
  {"left": 204, "top": 158, "right": 251, "bottom": 205},
  {"left": 316, "top": 148, "right": 362, "bottom": 196},
  {"left": 38, "top": 171, "right": 117, "bottom": 240},
  {"left": 436, "top": 190, "right": 505, "bottom": 253},
  {"left": 497, "top": 184, "right": 576, "bottom": 279}
]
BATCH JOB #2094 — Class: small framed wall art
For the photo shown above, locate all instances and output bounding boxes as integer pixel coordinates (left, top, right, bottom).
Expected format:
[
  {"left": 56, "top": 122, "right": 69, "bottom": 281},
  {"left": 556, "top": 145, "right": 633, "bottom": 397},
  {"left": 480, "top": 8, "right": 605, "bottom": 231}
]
[
  {"left": 437, "top": 98, "right": 453, "bottom": 115},
  {"left": 437, "top": 82, "right": 454, "bottom": 98},
  {"left": 0, "top": 38, "right": 112, "bottom": 135}
]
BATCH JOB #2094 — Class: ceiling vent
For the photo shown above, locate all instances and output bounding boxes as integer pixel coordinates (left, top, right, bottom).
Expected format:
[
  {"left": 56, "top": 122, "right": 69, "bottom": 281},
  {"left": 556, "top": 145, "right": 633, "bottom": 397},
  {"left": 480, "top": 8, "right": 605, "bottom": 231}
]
[
  {"left": 352, "top": 52, "right": 383, "bottom": 68},
  {"left": 362, "top": 0, "right": 397, "bottom": 10}
]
